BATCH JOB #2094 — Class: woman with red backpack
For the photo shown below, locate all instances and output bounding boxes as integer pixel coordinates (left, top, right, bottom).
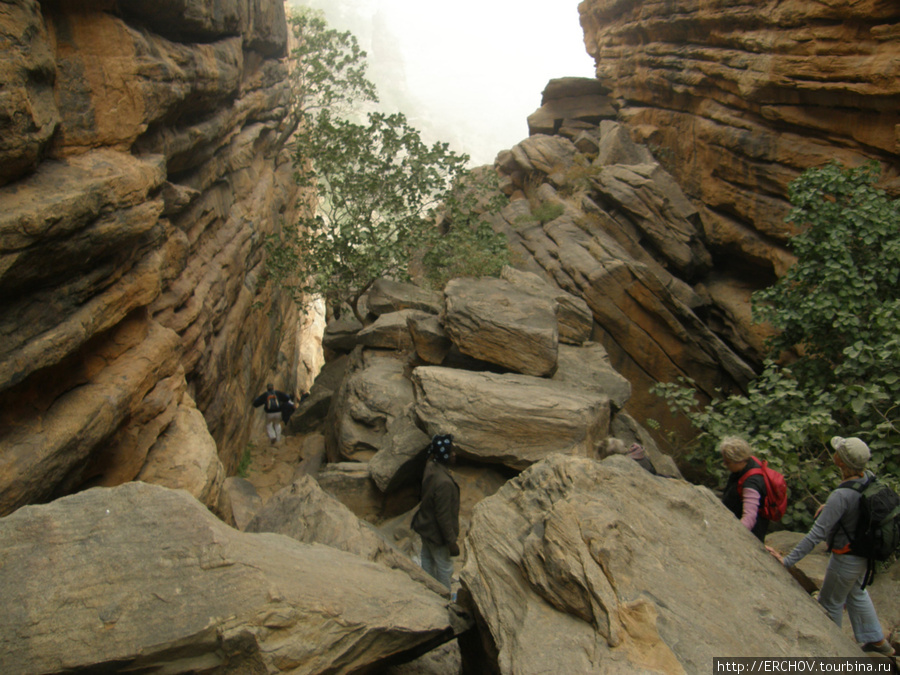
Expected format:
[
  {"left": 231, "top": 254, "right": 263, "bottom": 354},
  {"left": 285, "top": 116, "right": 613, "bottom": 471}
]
[{"left": 719, "top": 436, "right": 770, "bottom": 542}]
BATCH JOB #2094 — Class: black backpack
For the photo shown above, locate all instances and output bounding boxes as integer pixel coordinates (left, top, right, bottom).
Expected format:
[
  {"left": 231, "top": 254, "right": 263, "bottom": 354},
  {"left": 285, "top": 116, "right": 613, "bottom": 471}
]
[
  {"left": 265, "top": 392, "right": 280, "bottom": 412},
  {"left": 840, "top": 476, "right": 900, "bottom": 586}
]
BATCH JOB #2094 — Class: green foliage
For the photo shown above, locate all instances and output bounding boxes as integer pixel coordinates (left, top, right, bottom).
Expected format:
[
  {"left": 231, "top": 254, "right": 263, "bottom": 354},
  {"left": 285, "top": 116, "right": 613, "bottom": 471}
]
[
  {"left": 531, "top": 201, "right": 565, "bottom": 224},
  {"left": 270, "top": 11, "right": 510, "bottom": 324},
  {"left": 653, "top": 161, "right": 900, "bottom": 528},
  {"left": 559, "top": 153, "right": 601, "bottom": 197},
  {"left": 286, "top": 9, "right": 378, "bottom": 123},
  {"left": 512, "top": 201, "right": 566, "bottom": 229},
  {"left": 420, "top": 170, "right": 510, "bottom": 289},
  {"left": 293, "top": 110, "right": 469, "bottom": 322},
  {"left": 237, "top": 445, "right": 253, "bottom": 478}
]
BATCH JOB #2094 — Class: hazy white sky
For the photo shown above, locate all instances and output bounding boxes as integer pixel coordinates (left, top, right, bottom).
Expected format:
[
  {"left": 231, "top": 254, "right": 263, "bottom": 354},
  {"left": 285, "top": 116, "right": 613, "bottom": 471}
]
[{"left": 289, "top": 0, "right": 595, "bottom": 165}]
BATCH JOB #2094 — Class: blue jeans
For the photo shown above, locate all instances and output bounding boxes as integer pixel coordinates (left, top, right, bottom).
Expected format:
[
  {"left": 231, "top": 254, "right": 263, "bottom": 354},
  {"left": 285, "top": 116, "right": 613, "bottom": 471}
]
[
  {"left": 420, "top": 539, "right": 453, "bottom": 590},
  {"left": 818, "top": 553, "right": 884, "bottom": 644}
]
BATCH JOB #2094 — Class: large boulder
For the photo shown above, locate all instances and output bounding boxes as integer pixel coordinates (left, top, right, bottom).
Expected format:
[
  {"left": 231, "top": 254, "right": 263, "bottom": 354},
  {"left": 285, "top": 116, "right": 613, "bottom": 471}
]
[
  {"left": 508, "top": 134, "right": 578, "bottom": 181},
  {"left": 460, "top": 454, "right": 865, "bottom": 673},
  {"left": 443, "top": 277, "right": 559, "bottom": 377},
  {"left": 290, "top": 354, "right": 349, "bottom": 433},
  {"left": 368, "top": 422, "right": 431, "bottom": 494},
  {"left": 552, "top": 342, "right": 632, "bottom": 410},
  {"left": 357, "top": 309, "right": 433, "bottom": 351},
  {"left": 247, "top": 475, "right": 448, "bottom": 596},
  {"left": 316, "top": 461, "right": 419, "bottom": 525},
  {"left": 136, "top": 400, "right": 227, "bottom": 514},
  {"left": 501, "top": 266, "right": 593, "bottom": 346},
  {"left": 0, "top": 482, "right": 451, "bottom": 675},
  {"left": 407, "top": 313, "right": 453, "bottom": 365},
  {"left": 412, "top": 366, "right": 609, "bottom": 471},
  {"left": 365, "top": 278, "right": 443, "bottom": 317},
  {"left": 328, "top": 351, "right": 418, "bottom": 463},
  {"left": 493, "top": 192, "right": 757, "bottom": 445},
  {"left": 221, "top": 476, "right": 264, "bottom": 530},
  {"left": 588, "top": 160, "right": 712, "bottom": 279},
  {"left": 527, "top": 77, "right": 616, "bottom": 137}
]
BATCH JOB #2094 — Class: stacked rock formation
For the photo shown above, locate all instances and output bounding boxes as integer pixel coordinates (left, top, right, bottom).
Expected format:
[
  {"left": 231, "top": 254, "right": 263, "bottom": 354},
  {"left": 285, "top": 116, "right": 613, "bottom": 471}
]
[
  {"left": 577, "top": 0, "right": 900, "bottom": 278},
  {"left": 0, "top": 0, "right": 315, "bottom": 517}
]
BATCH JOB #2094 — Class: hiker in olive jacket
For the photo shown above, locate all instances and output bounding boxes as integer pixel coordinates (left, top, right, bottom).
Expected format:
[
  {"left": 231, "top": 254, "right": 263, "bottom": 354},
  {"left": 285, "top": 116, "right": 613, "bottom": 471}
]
[{"left": 412, "top": 434, "right": 460, "bottom": 590}]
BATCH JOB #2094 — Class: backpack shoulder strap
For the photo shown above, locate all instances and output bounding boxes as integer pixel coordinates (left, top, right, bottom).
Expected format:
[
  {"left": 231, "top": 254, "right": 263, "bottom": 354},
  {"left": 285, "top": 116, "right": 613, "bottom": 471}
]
[
  {"left": 837, "top": 476, "right": 871, "bottom": 494},
  {"left": 737, "top": 467, "right": 763, "bottom": 492}
]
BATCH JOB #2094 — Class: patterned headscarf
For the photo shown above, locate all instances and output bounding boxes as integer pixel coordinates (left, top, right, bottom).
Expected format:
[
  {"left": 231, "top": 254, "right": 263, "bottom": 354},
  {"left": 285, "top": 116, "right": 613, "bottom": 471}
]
[{"left": 429, "top": 434, "right": 454, "bottom": 464}]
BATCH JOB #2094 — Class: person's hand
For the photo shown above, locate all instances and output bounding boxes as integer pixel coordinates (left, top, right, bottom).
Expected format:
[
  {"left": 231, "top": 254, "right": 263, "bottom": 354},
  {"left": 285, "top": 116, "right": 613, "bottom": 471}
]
[
  {"left": 765, "top": 545, "right": 784, "bottom": 563},
  {"left": 448, "top": 542, "right": 460, "bottom": 557}
]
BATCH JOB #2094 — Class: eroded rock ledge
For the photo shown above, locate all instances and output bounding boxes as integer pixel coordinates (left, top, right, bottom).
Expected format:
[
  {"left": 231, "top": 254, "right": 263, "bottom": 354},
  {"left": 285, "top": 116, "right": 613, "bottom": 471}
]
[{"left": 0, "top": 0, "right": 314, "bottom": 516}]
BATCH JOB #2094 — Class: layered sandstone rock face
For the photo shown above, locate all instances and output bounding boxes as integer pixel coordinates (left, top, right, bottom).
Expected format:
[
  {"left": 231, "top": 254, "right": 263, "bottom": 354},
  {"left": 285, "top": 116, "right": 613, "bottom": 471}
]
[
  {"left": 0, "top": 0, "right": 312, "bottom": 516},
  {"left": 578, "top": 0, "right": 900, "bottom": 280}
]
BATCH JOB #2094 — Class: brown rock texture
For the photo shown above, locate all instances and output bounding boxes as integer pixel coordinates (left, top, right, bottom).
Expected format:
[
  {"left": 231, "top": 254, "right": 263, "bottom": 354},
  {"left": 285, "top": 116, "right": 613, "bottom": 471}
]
[
  {"left": 0, "top": 0, "right": 312, "bottom": 516},
  {"left": 0, "top": 482, "right": 451, "bottom": 674},
  {"left": 461, "top": 454, "right": 866, "bottom": 673},
  {"left": 578, "top": 0, "right": 900, "bottom": 277}
]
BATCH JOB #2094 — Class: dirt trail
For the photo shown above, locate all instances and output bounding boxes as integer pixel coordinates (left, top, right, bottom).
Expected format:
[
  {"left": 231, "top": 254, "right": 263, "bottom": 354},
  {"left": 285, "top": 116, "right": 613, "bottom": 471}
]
[{"left": 242, "top": 420, "right": 307, "bottom": 503}]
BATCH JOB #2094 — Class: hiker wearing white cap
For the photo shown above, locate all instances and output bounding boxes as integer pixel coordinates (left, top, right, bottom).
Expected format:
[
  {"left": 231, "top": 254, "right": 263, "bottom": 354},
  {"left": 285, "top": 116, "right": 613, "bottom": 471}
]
[{"left": 776, "top": 436, "right": 893, "bottom": 656}]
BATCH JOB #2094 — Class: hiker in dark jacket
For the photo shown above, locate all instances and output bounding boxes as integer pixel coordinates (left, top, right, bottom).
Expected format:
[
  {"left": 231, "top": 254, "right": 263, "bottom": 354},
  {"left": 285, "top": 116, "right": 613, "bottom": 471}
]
[
  {"left": 773, "top": 437, "right": 893, "bottom": 656},
  {"left": 719, "top": 436, "right": 769, "bottom": 542},
  {"left": 412, "top": 433, "right": 461, "bottom": 590},
  {"left": 251, "top": 383, "right": 291, "bottom": 445},
  {"left": 280, "top": 391, "right": 308, "bottom": 426}
]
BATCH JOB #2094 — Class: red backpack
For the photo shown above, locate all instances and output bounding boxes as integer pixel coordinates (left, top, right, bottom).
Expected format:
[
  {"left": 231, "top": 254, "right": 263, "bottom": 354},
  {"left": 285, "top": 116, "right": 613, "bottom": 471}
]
[{"left": 738, "top": 456, "right": 788, "bottom": 522}]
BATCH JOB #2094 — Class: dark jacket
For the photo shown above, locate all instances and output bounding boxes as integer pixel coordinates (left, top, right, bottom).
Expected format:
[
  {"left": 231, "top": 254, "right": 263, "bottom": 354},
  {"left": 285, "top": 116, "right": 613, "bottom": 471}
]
[
  {"left": 412, "top": 460, "right": 460, "bottom": 547},
  {"left": 281, "top": 392, "right": 309, "bottom": 424},
  {"left": 722, "top": 457, "right": 769, "bottom": 542},
  {"left": 252, "top": 389, "right": 290, "bottom": 413}
]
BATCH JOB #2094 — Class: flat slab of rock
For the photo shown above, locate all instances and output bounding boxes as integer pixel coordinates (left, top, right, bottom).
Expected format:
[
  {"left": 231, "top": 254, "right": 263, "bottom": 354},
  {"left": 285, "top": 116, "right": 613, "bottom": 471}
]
[
  {"left": 412, "top": 366, "right": 609, "bottom": 471},
  {"left": 248, "top": 475, "right": 447, "bottom": 596},
  {"left": 365, "top": 278, "right": 443, "bottom": 316},
  {"left": 0, "top": 483, "right": 451, "bottom": 675},
  {"left": 357, "top": 309, "right": 432, "bottom": 350},
  {"left": 552, "top": 342, "right": 632, "bottom": 409},
  {"left": 501, "top": 267, "right": 593, "bottom": 346},
  {"left": 443, "top": 277, "right": 559, "bottom": 377}
]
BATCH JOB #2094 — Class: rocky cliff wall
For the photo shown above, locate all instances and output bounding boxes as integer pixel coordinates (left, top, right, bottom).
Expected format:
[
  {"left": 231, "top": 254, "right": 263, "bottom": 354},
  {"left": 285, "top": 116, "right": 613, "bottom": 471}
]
[
  {"left": 0, "top": 0, "right": 314, "bottom": 516},
  {"left": 578, "top": 0, "right": 900, "bottom": 280}
]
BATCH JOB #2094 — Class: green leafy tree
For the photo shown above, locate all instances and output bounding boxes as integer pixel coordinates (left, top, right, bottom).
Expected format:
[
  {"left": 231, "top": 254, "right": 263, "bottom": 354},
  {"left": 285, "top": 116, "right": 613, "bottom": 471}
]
[
  {"left": 280, "top": 9, "right": 377, "bottom": 142},
  {"left": 292, "top": 109, "right": 469, "bottom": 323},
  {"left": 420, "top": 168, "right": 511, "bottom": 289},
  {"left": 654, "top": 161, "right": 900, "bottom": 527},
  {"left": 269, "top": 11, "right": 509, "bottom": 324}
]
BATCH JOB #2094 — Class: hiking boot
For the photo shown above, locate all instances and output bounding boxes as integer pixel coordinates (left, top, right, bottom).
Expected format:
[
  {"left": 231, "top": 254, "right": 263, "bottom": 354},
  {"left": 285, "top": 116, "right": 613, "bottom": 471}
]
[{"left": 862, "top": 640, "right": 895, "bottom": 656}]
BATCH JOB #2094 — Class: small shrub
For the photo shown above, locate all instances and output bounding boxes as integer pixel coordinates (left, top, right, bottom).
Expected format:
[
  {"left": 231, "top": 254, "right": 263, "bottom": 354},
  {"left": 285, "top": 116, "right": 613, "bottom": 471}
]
[
  {"left": 531, "top": 201, "right": 565, "bottom": 224},
  {"left": 237, "top": 445, "right": 254, "bottom": 478}
]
